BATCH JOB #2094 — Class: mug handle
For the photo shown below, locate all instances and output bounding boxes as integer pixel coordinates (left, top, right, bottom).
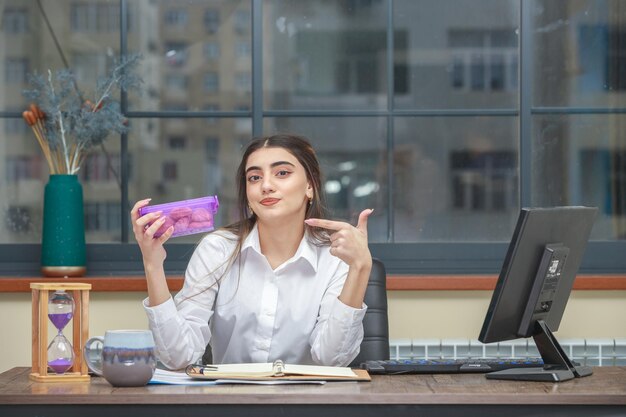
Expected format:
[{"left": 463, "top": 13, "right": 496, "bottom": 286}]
[{"left": 83, "top": 336, "right": 104, "bottom": 376}]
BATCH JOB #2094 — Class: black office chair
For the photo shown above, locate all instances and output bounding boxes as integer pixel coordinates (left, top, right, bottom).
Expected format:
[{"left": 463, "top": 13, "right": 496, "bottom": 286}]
[
  {"left": 202, "top": 258, "right": 390, "bottom": 366},
  {"left": 349, "top": 258, "right": 390, "bottom": 367}
]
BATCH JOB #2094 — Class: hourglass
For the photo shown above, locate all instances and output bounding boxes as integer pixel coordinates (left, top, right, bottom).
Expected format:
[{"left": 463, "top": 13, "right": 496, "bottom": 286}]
[
  {"left": 30, "top": 283, "right": 91, "bottom": 382},
  {"left": 47, "top": 290, "right": 74, "bottom": 374}
]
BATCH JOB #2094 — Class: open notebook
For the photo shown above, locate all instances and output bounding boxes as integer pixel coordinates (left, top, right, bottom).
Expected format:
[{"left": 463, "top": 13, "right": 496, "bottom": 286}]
[{"left": 185, "top": 360, "right": 371, "bottom": 382}]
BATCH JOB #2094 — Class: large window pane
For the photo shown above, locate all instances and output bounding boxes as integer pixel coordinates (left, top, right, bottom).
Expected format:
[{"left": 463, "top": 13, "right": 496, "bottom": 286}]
[
  {"left": 1, "top": 0, "right": 121, "bottom": 111},
  {"left": 534, "top": 0, "right": 626, "bottom": 107},
  {"left": 0, "top": 125, "right": 123, "bottom": 244},
  {"left": 0, "top": 0, "right": 122, "bottom": 244},
  {"left": 0, "top": 118, "right": 44, "bottom": 243},
  {"left": 394, "top": 116, "right": 519, "bottom": 241},
  {"left": 128, "top": 118, "right": 248, "bottom": 243},
  {"left": 263, "top": 117, "right": 388, "bottom": 242},
  {"left": 264, "top": 0, "right": 388, "bottom": 110},
  {"left": 394, "top": 0, "right": 519, "bottom": 110},
  {"left": 127, "top": 0, "right": 251, "bottom": 112},
  {"left": 532, "top": 114, "right": 626, "bottom": 239}
]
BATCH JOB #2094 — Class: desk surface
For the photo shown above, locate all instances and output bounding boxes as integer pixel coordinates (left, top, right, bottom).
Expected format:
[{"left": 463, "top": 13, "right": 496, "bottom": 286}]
[{"left": 1, "top": 367, "right": 625, "bottom": 417}]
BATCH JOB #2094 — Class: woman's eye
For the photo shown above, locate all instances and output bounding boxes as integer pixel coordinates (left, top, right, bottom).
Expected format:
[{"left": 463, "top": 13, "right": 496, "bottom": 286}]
[
  {"left": 248, "top": 175, "right": 261, "bottom": 182},
  {"left": 276, "top": 170, "right": 290, "bottom": 177}
]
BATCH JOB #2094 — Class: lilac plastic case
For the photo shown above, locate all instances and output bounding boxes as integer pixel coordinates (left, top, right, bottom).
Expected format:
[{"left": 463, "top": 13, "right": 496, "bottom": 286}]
[{"left": 139, "top": 195, "right": 219, "bottom": 238}]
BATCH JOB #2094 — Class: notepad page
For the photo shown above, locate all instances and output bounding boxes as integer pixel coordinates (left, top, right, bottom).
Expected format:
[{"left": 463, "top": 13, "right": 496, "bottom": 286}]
[{"left": 283, "top": 364, "right": 357, "bottom": 377}]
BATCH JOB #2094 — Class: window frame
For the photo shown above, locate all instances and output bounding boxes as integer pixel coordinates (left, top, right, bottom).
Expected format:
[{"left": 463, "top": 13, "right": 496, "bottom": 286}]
[{"left": 1, "top": 0, "right": 626, "bottom": 276}]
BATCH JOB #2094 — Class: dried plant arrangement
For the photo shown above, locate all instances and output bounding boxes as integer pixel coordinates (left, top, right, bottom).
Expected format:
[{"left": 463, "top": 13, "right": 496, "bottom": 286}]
[{"left": 22, "top": 53, "right": 142, "bottom": 175}]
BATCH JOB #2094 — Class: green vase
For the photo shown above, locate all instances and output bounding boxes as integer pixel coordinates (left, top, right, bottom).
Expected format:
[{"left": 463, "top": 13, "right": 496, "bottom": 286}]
[{"left": 41, "top": 174, "right": 87, "bottom": 277}]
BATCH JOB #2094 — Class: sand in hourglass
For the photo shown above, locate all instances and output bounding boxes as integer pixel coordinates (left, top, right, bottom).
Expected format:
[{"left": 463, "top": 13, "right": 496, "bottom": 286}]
[{"left": 48, "top": 312, "right": 73, "bottom": 373}]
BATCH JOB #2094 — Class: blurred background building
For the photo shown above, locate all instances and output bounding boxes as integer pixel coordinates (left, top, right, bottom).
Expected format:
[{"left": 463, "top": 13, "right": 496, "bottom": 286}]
[{"left": 1, "top": 0, "right": 625, "bottom": 273}]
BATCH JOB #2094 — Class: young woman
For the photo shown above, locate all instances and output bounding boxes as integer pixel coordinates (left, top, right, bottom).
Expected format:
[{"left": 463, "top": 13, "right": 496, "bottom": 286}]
[{"left": 131, "top": 134, "right": 373, "bottom": 370}]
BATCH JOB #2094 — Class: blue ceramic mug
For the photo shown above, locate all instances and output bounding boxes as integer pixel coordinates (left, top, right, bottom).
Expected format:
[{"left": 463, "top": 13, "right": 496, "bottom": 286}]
[{"left": 84, "top": 330, "right": 156, "bottom": 387}]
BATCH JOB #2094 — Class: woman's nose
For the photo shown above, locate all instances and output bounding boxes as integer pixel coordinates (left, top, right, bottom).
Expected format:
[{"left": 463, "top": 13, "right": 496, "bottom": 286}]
[{"left": 261, "top": 176, "right": 274, "bottom": 193}]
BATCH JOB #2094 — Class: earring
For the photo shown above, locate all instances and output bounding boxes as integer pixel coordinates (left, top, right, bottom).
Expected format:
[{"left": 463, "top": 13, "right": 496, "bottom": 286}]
[
  {"left": 308, "top": 198, "right": 313, "bottom": 206},
  {"left": 248, "top": 204, "right": 254, "bottom": 215}
]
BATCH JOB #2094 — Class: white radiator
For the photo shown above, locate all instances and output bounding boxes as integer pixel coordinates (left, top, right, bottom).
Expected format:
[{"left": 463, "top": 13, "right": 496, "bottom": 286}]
[{"left": 389, "top": 338, "right": 626, "bottom": 366}]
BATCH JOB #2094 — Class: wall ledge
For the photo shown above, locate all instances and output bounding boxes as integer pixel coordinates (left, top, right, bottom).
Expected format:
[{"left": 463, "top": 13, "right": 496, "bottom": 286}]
[{"left": 1, "top": 275, "right": 625, "bottom": 292}]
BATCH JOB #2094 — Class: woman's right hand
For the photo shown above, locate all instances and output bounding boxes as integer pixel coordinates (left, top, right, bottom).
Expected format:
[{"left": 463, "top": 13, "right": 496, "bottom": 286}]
[{"left": 131, "top": 198, "right": 174, "bottom": 268}]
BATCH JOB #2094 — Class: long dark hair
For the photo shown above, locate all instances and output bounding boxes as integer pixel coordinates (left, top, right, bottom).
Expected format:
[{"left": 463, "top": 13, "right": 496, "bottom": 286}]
[
  {"left": 223, "top": 133, "right": 330, "bottom": 246},
  {"left": 184, "top": 134, "right": 330, "bottom": 300}
]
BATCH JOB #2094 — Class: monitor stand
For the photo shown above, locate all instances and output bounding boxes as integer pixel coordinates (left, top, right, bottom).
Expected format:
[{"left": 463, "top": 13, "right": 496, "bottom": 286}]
[{"left": 485, "top": 320, "right": 593, "bottom": 382}]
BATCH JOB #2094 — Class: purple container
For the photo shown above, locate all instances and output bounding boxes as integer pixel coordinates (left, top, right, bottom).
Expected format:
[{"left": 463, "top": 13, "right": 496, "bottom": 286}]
[{"left": 138, "top": 195, "right": 219, "bottom": 238}]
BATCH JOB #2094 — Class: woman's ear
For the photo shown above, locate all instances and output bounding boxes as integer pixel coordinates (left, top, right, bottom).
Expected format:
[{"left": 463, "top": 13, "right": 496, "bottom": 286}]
[{"left": 305, "top": 183, "right": 313, "bottom": 200}]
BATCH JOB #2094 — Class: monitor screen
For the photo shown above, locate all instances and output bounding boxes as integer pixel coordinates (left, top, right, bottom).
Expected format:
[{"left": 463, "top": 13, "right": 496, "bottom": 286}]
[{"left": 478, "top": 206, "right": 597, "bottom": 382}]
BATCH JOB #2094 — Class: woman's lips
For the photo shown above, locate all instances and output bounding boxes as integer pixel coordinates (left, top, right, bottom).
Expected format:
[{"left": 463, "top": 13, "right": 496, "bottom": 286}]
[{"left": 260, "top": 198, "right": 280, "bottom": 206}]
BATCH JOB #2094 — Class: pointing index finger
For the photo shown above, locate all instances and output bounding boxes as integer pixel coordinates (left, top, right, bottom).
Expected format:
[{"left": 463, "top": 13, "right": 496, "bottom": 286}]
[{"left": 304, "top": 218, "right": 350, "bottom": 231}]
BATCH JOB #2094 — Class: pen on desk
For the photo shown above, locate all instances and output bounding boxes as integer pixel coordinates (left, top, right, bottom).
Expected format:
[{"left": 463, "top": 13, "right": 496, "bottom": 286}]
[
  {"left": 186, "top": 364, "right": 218, "bottom": 375},
  {"left": 199, "top": 365, "right": 219, "bottom": 374}
]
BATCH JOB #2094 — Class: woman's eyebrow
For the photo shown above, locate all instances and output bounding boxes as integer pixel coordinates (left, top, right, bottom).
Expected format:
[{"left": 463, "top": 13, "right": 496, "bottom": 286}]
[{"left": 245, "top": 161, "right": 295, "bottom": 174}]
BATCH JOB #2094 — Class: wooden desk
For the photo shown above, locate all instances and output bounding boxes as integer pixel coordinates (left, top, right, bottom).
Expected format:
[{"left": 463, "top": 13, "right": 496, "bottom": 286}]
[{"left": 1, "top": 367, "right": 625, "bottom": 417}]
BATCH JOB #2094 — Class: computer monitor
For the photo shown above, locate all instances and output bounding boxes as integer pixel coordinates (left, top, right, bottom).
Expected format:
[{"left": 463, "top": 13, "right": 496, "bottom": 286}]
[{"left": 478, "top": 206, "right": 598, "bottom": 382}]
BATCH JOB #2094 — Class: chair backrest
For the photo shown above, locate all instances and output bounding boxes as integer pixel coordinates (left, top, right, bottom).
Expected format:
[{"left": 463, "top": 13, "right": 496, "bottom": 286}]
[
  {"left": 349, "top": 258, "right": 390, "bottom": 367},
  {"left": 202, "top": 258, "right": 390, "bottom": 366}
]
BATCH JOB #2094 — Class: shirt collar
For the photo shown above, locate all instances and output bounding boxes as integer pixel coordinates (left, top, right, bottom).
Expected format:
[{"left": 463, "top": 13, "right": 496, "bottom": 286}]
[{"left": 242, "top": 223, "right": 318, "bottom": 272}]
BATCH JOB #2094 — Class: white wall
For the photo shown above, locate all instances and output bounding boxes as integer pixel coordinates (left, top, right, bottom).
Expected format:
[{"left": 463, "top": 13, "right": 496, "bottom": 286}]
[{"left": 2, "top": 290, "right": 625, "bottom": 373}]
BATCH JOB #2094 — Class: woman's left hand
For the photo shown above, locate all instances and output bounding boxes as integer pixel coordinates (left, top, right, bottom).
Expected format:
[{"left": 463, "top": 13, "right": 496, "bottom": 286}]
[{"left": 305, "top": 209, "right": 373, "bottom": 269}]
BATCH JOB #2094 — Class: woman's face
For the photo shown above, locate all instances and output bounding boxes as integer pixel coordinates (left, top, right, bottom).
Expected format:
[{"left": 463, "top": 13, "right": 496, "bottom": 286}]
[{"left": 245, "top": 147, "right": 313, "bottom": 224}]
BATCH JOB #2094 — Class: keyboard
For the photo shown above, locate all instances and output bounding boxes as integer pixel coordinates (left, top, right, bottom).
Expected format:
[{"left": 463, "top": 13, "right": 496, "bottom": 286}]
[{"left": 361, "top": 358, "right": 545, "bottom": 374}]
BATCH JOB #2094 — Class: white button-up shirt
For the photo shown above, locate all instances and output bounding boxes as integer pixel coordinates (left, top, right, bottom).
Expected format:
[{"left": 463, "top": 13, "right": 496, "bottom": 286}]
[{"left": 143, "top": 224, "right": 367, "bottom": 370}]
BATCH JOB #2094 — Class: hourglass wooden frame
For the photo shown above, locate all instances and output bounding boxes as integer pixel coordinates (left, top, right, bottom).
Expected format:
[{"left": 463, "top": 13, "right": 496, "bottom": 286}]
[{"left": 30, "top": 282, "right": 91, "bottom": 382}]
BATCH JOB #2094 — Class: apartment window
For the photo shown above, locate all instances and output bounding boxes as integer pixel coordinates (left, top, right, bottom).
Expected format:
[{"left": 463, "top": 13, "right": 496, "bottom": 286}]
[
  {"left": 71, "top": 3, "right": 119, "bottom": 32},
  {"left": 162, "top": 161, "right": 178, "bottom": 181},
  {"left": 451, "top": 150, "right": 517, "bottom": 212},
  {"left": 235, "top": 41, "right": 250, "bottom": 58},
  {"left": 5, "top": 156, "right": 40, "bottom": 182},
  {"left": 168, "top": 137, "right": 186, "bottom": 150},
  {"left": 72, "top": 53, "right": 109, "bottom": 83},
  {"left": 164, "top": 8, "right": 188, "bottom": 27},
  {"left": 336, "top": 56, "right": 378, "bottom": 93},
  {"left": 234, "top": 10, "right": 250, "bottom": 34},
  {"left": 164, "top": 42, "right": 188, "bottom": 67},
  {"left": 84, "top": 202, "right": 121, "bottom": 232},
  {"left": 80, "top": 154, "right": 120, "bottom": 183},
  {"left": 204, "top": 9, "right": 220, "bottom": 33},
  {"left": 448, "top": 29, "right": 518, "bottom": 92},
  {"left": 579, "top": 25, "right": 626, "bottom": 92},
  {"left": 295, "top": 30, "right": 388, "bottom": 95},
  {"left": 204, "top": 42, "right": 220, "bottom": 60},
  {"left": 204, "top": 72, "right": 219, "bottom": 93},
  {"left": 2, "top": 8, "right": 29, "bottom": 33},
  {"left": 205, "top": 137, "right": 220, "bottom": 164},
  {"left": 165, "top": 74, "right": 188, "bottom": 90},
  {"left": 5, "top": 58, "right": 28, "bottom": 83},
  {"left": 4, "top": 117, "right": 27, "bottom": 135},
  {"left": 235, "top": 72, "right": 251, "bottom": 94},
  {"left": 606, "top": 28, "right": 626, "bottom": 90},
  {"left": 581, "top": 149, "right": 626, "bottom": 217}
]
